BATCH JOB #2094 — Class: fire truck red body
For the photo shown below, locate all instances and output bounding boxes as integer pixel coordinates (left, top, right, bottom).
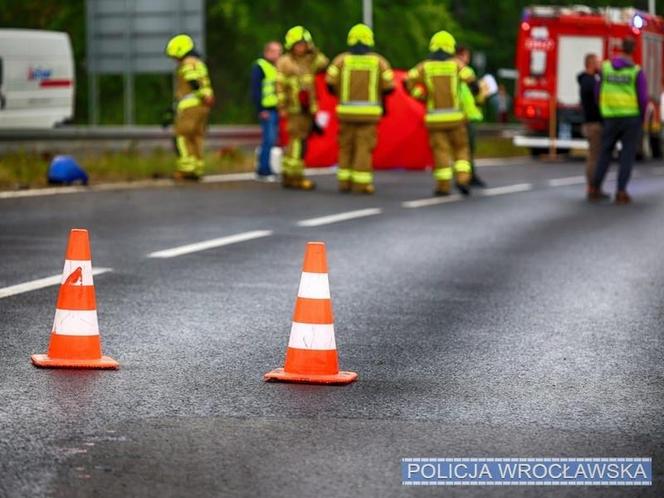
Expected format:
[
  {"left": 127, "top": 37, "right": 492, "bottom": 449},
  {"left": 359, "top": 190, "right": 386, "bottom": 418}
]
[{"left": 513, "top": 5, "right": 664, "bottom": 154}]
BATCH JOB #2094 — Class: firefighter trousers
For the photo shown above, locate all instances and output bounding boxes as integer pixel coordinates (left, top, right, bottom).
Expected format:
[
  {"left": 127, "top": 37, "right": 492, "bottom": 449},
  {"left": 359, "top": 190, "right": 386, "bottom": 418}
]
[
  {"left": 283, "top": 113, "right": 312, "bottom": 179},
  {"left": 174, "top": 105, "right": 210, "bottom": 177},
  {"left": 428, "top": 125, "right": 471, "bottom": 193},
  {"left": 337, "top": 121, "right": 377, "bottom": 188}
]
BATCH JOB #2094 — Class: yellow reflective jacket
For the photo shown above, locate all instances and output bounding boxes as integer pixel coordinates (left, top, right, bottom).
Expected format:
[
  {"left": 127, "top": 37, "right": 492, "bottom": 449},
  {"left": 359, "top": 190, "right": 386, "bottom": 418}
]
[
  {"left": 326, "top": 51, "right": 394, "bottom": 123},
  {"left": 175, "top": 55, "right": 213, "bottom": 111},
  {"left": 276, "top": 50, "right": 329, "bottom": 114}
]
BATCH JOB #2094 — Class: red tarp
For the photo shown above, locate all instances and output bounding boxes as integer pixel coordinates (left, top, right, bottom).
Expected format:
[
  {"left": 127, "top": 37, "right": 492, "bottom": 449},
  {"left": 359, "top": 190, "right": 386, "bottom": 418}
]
[{"left": 279, "top": 70, "right": 434, "bottom": 169}]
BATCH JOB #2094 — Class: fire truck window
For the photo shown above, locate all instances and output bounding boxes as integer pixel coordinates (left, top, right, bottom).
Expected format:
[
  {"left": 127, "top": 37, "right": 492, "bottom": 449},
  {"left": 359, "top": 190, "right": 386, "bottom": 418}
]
[{"left": 530, "top": 50, "right": 547, "bottom": 76}]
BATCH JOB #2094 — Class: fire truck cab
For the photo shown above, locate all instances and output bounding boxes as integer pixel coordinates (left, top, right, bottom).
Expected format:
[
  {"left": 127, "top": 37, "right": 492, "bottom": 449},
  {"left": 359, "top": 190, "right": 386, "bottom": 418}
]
[{"left": 513, "top": 5, "right": 664, "bottom": 157}]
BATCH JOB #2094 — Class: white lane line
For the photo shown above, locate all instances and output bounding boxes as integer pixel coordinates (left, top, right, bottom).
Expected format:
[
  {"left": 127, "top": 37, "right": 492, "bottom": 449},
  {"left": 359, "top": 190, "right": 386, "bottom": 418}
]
[
  {"left": 297, "top": 208, "right": 382, "bottom": 227},
  {"left": 0, "top": 268, "right": 112, "bottom": 299},
  {"left": 481, "top": 183, "right": 533, "bottom": 196},
  {"left": 402, "top": 194, "right": 463, "bottom": 209},
  {"left": 147, "top": 230, "right": 273, "bottom": 259},
  {"left": 548, "top": 176, "right": 586, "bottom": 187},
  {"left": 0, "top": 186, "right": 87, "bottom": 199}
]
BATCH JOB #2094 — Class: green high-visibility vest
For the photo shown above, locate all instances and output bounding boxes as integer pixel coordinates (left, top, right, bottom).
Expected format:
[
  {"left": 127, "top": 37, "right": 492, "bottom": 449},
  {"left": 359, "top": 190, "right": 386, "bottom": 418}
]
[
  {"left": 336, "top": 54, "right": 383, "bottom": 118},
  {"left": 422, "top": 60, "right": 465, "bottom": 125},
  {"left": 599, "top": 61, "right": 640, "bottom": 118},
  {"left": 256, "top": 58, "right": 278, "bottom": 108}
]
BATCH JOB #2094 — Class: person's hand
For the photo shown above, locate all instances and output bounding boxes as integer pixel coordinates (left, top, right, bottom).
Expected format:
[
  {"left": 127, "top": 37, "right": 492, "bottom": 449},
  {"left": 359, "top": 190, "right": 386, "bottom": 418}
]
[
  {"left": 259, "top": 110, "right": 269, "bottom": 121},
  {"left": 202, "top": 95, "right": 216, "bottom": 108},
  {"left": 279, "top": 109, "right": 289, "bottom": 120}
]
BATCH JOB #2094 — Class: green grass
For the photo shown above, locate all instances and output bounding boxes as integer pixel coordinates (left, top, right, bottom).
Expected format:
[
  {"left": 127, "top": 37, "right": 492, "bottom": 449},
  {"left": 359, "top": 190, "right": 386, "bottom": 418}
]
[
  {"left": 0, "top": 147, "right": 254, "bottom": 190},
  {"left": 475, "top": 137, "right": 528, "bottom": 159},
  {"left": 0, "top": 137, "right": 526, "bottom": 190}
]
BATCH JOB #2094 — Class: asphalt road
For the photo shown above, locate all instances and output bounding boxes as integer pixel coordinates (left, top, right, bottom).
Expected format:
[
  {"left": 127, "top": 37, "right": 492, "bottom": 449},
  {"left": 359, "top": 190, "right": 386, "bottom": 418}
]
[{"left": 1, "top": 158, "right": 663, "bottom": 498}]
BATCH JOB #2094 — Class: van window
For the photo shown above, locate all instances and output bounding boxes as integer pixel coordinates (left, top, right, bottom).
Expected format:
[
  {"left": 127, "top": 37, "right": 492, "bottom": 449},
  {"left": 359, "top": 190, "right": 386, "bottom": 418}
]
[{"left": 530, "top": 50, "right": 547, "bottom": 76}]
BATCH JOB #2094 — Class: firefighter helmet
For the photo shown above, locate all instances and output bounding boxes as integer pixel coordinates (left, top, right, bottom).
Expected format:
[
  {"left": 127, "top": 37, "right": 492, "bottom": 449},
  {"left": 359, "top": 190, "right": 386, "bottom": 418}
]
[
  {"left": 165, "top": 34, "right": 195, "bottom": 59},
  {"left": 285, "top": 26, "right": 313, "bottom": 50},
  {"left": 429, "top": 31, "right": 456, "bottom": 54},
  {"left": 347, "top": 23, "right": 374, "bottom": 47}
]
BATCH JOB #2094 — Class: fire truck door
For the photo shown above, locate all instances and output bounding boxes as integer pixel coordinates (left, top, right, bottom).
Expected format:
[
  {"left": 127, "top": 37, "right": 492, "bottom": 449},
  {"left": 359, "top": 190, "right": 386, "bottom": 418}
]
[{"left": 556, "top": 36, "right": 604, "bottom": 106}]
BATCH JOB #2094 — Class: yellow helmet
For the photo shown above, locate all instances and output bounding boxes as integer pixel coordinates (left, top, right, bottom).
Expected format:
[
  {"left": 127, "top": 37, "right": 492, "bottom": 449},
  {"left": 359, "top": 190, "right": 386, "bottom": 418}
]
[
  {"left": 429, "top": 31, "right": 456, "bottom": 54},
  {"left": 347, "top": 23, "right": 374, "bottom": 47},
  {"left": 284, "top": 25, "right": 313, "bottom": 50},
  {"left": 165, "top": 34, "right": 194, "bottom": 59}
]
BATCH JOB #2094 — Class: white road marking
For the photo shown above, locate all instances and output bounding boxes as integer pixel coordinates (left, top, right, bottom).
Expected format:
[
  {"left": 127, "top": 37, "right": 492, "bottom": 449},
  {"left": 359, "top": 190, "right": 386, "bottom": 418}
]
[
  {"left": 402, "top": 194, "right": 463, "bottom": 209},
  {"left": 0, "top": 268, "right": 112, "bottom": 299},
  {"left": 548, "top": 176, "right": 586, "bottom": 187},
  {"left": 147, "top": 230, "right": 273, "bottom": 259},
  {"left": 0, "top": 186, "right": 87, "bottom": 199},
  {"left": 481, "top": 183, "right": 533, "bottom": 196},
  {"left": 297, "top": 208, "right": 382, "bottom": 227}
]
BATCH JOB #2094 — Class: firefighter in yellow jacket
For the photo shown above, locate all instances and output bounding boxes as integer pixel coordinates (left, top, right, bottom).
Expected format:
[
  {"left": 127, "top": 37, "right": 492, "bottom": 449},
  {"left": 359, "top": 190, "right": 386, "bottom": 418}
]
[
  {"left": 276, "top": 26, "right": 329, "bottom": 190},
  {"left": 405, "top": 31, "right": 472, "bottom": 196},
  {"left": 326, "top": 24, "right": 394, "bottom": 194},
  {"left": 165, "top": 34, "right": 215, "bottom": 180}
]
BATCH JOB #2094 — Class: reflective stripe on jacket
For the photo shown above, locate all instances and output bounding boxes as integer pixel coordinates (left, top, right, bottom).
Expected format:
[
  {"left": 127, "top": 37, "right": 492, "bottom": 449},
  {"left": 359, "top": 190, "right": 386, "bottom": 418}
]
[{"left": 176, "top": 56, "right": 213, "bottom": 111}]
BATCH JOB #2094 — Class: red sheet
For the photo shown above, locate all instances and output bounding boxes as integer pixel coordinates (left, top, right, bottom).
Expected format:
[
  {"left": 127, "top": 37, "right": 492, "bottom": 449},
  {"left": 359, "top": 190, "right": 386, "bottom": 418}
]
[{"left": 279, "top": 70, "right": 434, "bottom": 169}]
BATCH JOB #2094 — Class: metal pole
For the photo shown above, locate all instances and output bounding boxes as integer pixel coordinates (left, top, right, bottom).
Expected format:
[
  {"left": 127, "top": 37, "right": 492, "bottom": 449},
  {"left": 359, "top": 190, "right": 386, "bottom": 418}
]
[
  {"left": 362, "top": 0, "right": 373, "bottom": 28},
  {"left": 648, "top": 0, "right": 655, "bottom": 15},
  {"left": 123, "top": 0, "right": 134, "bottom": 125},
  {"left": 89, "top": 74, "right": 99, "bottom": 125},
  {"left": 86, "top": 0, "right": 98, "bottom": 125}
]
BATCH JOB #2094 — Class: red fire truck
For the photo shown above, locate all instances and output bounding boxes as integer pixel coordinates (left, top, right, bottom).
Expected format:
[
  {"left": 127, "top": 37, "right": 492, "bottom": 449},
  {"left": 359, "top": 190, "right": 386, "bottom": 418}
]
[{"left": 513, "top": 5, "right": 664, "bottom": 157}]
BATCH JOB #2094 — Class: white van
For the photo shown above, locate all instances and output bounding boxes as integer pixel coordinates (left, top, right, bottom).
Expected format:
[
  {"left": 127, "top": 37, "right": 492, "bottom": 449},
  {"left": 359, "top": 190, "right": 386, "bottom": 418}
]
[{"left": 0, "top": 29, "right": 74, "bottom": 128}]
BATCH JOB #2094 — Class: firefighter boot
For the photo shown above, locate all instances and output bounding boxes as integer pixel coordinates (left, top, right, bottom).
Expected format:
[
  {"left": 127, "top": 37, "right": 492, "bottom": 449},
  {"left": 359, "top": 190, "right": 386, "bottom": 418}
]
[
  {"left": 352, "top": 183, "right": 375, "bottom": 195},
  {"left": 292, "top": 176, "right": 316, "bottom": 190},
  {"left": 587, "top": 186, "right": 610, "bottom": 202},
  {"left": 456, "top": 172, "right": 471, "bottom": 196},
  {"left": 615, "top": 190, "right": 632, "bottom": 205},
  {"left": 338, "top": 180, "right": 352, "bottom": 193},
  {"left": 434, "top": 180, "right": 451, "bottom": 196}
]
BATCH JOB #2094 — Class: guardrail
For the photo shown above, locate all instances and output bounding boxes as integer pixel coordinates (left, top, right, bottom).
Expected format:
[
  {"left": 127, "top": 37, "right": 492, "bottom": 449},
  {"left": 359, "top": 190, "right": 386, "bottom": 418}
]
[{"left": 0, "top": 123, "right": 523, "bottom": 154}]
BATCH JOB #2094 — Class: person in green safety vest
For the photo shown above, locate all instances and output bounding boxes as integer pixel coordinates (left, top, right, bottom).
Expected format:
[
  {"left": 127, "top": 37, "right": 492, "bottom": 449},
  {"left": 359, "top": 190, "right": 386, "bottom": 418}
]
[
  {"left": 405, "top": 31, "right": 473, "bottom": 197},
  {"left": 251, "top": 41, "right": 283, "bottom": 180},
  {"left": 165, "top": 34, "right": 215, "bottom": 181},
  {"left": 589, "top": 37, "right": 648, "bottom": 205},
  {"left": 326, "top": 23, "right": 395, "bottom": 194}
]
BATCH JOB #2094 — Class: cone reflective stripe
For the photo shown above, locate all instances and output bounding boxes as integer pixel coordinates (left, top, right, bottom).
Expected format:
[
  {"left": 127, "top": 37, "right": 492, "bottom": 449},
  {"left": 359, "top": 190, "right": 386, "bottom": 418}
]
[
  {"left": 31, "top": 229, "right": 118, "bottom": 369},
  {"left": 265, "top": 242, "right": 357, "bottom": 384}
]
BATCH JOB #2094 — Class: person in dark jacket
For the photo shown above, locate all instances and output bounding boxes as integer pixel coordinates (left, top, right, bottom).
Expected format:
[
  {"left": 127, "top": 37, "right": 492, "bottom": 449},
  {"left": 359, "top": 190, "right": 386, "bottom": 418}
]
[
  {"left": 589, "top": 38, "right": 648, "bottom": 205},
  {"left": 250, "top": 41, "right": 282, "bottom": 180},
  {"left": 577, "top": 53, "right": 602, "bottom": 192}
]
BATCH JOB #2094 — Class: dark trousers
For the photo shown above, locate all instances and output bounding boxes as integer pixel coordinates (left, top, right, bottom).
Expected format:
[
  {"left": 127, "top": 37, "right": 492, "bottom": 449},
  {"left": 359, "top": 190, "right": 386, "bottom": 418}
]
[
  {"left": 593, "top": 116, "right": 641, "bottom": 192},
  {"left": 258, "top": 109, "right": 279, "bottom": 176}
]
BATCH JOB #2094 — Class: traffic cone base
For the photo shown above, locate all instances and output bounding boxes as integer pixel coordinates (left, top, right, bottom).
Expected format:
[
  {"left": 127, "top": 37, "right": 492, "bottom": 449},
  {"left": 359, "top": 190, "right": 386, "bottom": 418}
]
[
  {"left": 264, "top": 367, "right": 357, "bottom": 385},
  {"left": 31, "top": 353, "right": 118, "bottom": 369},
  {"left": 31, "top": 228, "right": 118, "bottom": 370},
  {"left": 264, "top": 241, "right": 357, "bottom": 385}
]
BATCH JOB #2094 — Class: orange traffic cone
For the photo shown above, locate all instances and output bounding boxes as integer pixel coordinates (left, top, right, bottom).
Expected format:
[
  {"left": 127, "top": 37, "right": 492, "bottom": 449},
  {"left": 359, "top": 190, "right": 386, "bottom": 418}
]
[
  {"left": 31, "top": 228, "right": 118, "bottom": 369},
  {"left": 265, "top": 241, "right": 357, "bottom": 385}
]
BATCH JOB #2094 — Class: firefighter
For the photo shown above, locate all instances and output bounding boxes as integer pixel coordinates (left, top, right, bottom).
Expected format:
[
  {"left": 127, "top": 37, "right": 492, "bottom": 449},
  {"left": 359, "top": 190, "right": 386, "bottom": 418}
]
[
  {"left": 165, "top": 34, "right": 215, "bottom": 180},
  {"left": 276, "top": 26, "right": 329, "bottom": 190},
  {"left": 325, "top": 23, "right": 394, "bottom": 194},
  {"left": 405, "top": 31, "right": 472, "bottom": 196}
]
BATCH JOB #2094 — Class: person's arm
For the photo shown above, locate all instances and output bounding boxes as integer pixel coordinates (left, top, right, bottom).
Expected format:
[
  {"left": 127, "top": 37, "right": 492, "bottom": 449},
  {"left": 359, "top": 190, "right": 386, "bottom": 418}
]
[
  {"left": 181, "top": 58, "right": 214, "bottom": 107},
  {"left": 250, "top": 63, "right": 264, "bottom": 115},
  {"left": 325, "top": 55, "right": 342, "bottom": 96},
  {"left": 314, "top": 51, "right": 329, "bottom": 73},
  {"left": 275, "top": 59, "right": 288, "bottom": 115},
  {"left": 404, "top": 64, "right": 426, "bottom": 101},
  {"left": 636, "top": 69, "right": 648, "bottom": 118}
]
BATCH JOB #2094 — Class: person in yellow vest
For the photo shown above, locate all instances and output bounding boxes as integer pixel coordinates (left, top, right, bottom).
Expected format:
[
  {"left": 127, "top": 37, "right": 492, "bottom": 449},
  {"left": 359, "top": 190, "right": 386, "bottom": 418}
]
[
  {"left": 251, "top": 40, "right": 282, "bottom": 180},
  {"left": 405, "top": 31, "right": 472, "bottom": 196},
  {"left": 325, "top": 24, "right": 394, "bottom": 194},
  {"left": 590, "top": 37, "right": 647, "bottom": 205},
  {"left": 165, "top": 34, "right": 215, "bottom": 180},
  {"left": 276, "top": 26, "right": 329, "bottom": 190}
]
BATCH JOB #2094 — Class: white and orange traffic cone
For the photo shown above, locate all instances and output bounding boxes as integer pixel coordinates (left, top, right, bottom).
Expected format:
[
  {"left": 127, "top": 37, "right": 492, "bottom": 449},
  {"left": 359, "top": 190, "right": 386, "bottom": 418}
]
[
  {"left": 31, "top": 228, "right": 118, "bottom": 369},
  {"left": 265, "top": 241, "right": 357, "bottom": 385}
]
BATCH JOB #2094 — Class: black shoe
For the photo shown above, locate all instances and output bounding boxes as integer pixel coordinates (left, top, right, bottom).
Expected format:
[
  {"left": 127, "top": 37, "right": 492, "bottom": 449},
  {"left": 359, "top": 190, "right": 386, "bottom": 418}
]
[
  {"left": 433, "top": 189, "right": 450, "bottom": 197},
  {"left": 457, "top": 184, "right": 471, "bottom": 196},
  {"left": 470, "top": 175, "right": 487, "bottom": 188}
]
